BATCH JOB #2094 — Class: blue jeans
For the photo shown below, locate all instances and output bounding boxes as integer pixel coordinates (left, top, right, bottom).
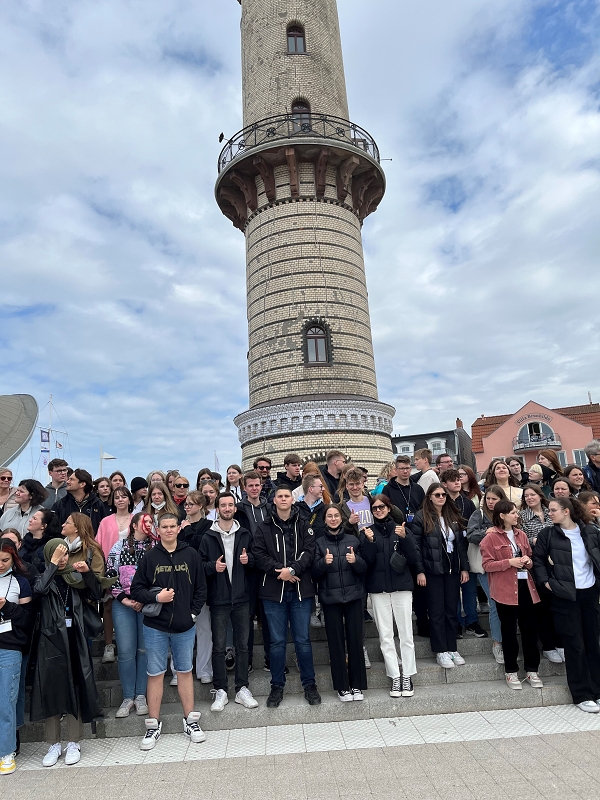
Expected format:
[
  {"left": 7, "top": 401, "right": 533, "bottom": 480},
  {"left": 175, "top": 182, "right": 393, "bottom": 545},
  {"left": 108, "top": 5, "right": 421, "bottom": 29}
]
[
  {"left": 112, "top": 600, "right": 148, "bottom": 699},
  {"left": 263, "top": 592, "right": 315, "bottom": 688},
  {"left": 0, "top": 649, "right": 21, "bottom": 756},
  {"left": 477, "top": 573, "right": 502, "bottom": 642},
  {"left": 143, "top": 624, "right": 196, "bottom": 676},
  {"left": 457, "top": 572, "right": 479, "bottom": 627},
  {"left": 16, "top": 653, "right": 28, "bottom": 729}
]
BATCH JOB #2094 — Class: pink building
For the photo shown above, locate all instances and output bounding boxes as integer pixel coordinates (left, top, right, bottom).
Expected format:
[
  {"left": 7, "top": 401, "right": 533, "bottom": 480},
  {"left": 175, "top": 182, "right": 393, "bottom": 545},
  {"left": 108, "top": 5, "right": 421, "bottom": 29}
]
[{"left": 471, "top": 400, "right": 600, "bottom": 474}]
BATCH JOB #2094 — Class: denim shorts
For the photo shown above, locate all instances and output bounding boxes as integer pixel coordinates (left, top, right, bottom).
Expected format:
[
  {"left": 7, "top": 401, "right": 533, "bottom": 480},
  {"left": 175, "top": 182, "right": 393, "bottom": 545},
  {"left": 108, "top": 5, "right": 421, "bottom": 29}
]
[{"left": 143, "top": 624, "right": 196, "bottom": 676}]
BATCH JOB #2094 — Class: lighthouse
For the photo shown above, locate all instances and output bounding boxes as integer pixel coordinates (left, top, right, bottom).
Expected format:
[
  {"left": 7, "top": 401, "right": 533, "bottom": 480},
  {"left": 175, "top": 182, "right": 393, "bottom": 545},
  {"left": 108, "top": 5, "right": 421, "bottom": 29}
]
[{"left": 216, "top": 0, "right": 395, "bottom": 475}]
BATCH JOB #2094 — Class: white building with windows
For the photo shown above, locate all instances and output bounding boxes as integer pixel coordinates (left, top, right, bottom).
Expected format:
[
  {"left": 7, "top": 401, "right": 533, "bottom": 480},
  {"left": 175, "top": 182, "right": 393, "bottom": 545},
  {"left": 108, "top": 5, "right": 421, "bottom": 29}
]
[
  {"left": 392, "top": 419, "right": 475, "bottom": 470},
  {"left": 471, "top": 400, "right": 600, "bottom": 473}
]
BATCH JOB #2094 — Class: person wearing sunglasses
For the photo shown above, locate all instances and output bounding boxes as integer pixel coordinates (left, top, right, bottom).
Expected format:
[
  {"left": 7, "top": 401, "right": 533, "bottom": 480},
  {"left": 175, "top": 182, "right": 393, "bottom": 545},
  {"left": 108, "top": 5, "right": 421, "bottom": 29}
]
[
  {"left": 361, "top": 495, "right": 422, "bottom": 697},
  {"left": 172, "top": 477, "right": 190, "bottom": 522},
  {"left": 0, "top": 470, "right": 17, "bottom": 516},
  {"left": 411, "top": 483, "right": 470, "bottom": 669}
]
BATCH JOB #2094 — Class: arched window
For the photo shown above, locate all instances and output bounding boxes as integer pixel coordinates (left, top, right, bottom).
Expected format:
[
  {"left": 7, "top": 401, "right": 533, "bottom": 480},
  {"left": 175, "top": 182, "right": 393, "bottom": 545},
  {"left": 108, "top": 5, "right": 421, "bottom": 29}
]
[
  {"left": 287, "top": 25, "right": 306, "bottom": 53},
  {"left": 291, "top": 100, "right": 311, "bottom": 133},
  {"left": 306, "top": 325, "right": 327, "bottom": 363}
]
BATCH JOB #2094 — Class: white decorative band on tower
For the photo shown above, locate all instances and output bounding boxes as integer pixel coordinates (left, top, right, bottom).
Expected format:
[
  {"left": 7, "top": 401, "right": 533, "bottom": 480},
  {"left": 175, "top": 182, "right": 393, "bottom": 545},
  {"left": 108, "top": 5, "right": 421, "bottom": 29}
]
[{"left": 234, "top": 398, "right": 395, "bottom": 446}]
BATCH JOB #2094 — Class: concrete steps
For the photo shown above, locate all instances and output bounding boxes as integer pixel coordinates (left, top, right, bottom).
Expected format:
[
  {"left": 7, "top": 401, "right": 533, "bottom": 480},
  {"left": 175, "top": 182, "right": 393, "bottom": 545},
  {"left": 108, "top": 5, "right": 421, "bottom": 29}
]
[{"left": 20, "top": 612, "right": 570, "bottom": 742}]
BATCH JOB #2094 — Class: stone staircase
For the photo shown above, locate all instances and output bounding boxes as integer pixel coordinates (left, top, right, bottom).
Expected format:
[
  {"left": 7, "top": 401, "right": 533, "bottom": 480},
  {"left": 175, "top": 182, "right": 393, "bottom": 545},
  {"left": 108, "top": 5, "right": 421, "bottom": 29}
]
[{"left": 20, "top": 615, "right": 570, "bottom": 742}]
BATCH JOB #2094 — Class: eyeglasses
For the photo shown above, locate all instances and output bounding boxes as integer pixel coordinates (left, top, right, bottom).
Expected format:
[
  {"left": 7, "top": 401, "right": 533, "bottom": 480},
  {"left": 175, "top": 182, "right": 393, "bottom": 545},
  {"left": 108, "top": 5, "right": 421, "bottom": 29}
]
[
  {"left": 174, "top": 483, "right": 189, "bottom": 489},
  {"left": 432, "top": 493, "right": 447, "bottom": 499},
  {"left": 183, "top": 501, "right": 197, "bottom": 508},
  {"left": 372, "top": 505, "right": 386, "bottom": 511}
]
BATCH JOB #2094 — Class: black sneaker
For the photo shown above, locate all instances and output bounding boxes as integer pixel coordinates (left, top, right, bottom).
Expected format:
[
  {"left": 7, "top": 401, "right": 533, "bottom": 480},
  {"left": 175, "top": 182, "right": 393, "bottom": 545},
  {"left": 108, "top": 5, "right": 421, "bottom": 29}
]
[
  {"left": 225, "top": 647, "right": 235, "bottom": 671},
  {"left": 266, "top": 686, "right": 284, "bottom": 708},
  {"left": 465, "top": 623, "right": 488, "bottom": 638},
  {"left": 304, "top": 683, "right": 322, "bottom": 705}
]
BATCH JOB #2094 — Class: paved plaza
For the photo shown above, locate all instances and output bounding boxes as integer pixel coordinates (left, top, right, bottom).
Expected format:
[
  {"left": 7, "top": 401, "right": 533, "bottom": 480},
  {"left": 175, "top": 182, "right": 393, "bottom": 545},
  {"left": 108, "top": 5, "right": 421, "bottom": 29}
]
[{"left": 6, "top": 706, "right": 600, "bottom": 800}]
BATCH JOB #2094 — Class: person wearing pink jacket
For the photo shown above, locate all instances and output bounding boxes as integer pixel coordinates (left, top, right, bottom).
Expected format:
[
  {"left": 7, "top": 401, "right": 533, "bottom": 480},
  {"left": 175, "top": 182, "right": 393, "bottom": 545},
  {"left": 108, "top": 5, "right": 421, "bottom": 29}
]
[
  {"left": 96, "top": 487, "right": 134, "bottom": 664},
  {"left": 480, "top": 499, "right": 543, "bottom": 692}
]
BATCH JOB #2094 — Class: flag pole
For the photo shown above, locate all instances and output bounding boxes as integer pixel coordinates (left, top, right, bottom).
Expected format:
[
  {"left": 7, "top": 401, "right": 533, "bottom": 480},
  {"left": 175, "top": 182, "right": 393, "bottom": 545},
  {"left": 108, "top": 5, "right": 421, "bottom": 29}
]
[{"left": 100, "top": 445, "right": 103, "bottom": 480}]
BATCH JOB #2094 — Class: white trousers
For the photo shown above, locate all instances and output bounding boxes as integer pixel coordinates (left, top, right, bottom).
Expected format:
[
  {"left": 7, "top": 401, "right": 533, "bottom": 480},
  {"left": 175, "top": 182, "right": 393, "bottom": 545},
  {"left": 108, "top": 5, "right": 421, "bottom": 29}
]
[
  {"left": 195, "top": 603, "right": 213, "bottom": 679},
  {"left": 370, "top": 591, "right": 417, "bottom": 678}
]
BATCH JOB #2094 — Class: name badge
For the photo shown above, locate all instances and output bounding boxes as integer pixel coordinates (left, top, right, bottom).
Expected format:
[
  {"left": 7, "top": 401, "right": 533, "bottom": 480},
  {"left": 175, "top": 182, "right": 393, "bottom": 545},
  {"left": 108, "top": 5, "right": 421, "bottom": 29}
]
[
  {"left": 517, "top": 571, "right": 529, "bottom": 580},
  {"left": 0, "top": 619, "right": 13, "bottom": 634},
  {"left": 407, "top": 513, "right": 414, "bottom": 523},
  {"left": 65, "top": 618, "right": 73, "bottom": 628}
]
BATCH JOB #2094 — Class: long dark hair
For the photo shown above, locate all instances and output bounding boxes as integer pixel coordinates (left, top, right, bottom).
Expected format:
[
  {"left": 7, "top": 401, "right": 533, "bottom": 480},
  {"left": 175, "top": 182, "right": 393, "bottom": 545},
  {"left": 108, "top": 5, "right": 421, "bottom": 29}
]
[
  {"left": 519, "top": 483, "right": 548, "bottom": 511},
  {"left": 126, "top": 512, "right": 153, "bottom": 556},
  {"left": 458, "top": 465, "right": 482, "bottom": 501},
  {"left": 482, "top": 485, "right": 508, "bottom": 521},
  {"left": 483, "top": 460, "right": 520, "bottom": 490},
  {"left": 422, "top": 483, "right": 466, "bottom": 534},
  {"left": 0, "top": 538, "right": 28, "bottom": 577}
]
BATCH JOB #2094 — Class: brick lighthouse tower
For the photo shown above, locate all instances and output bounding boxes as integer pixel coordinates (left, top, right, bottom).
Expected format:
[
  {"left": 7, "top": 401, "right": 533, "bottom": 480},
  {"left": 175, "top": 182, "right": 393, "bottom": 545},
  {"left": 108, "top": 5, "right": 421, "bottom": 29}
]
[{"left": 216, "top": 0, "right": 395, "bottom": 475}]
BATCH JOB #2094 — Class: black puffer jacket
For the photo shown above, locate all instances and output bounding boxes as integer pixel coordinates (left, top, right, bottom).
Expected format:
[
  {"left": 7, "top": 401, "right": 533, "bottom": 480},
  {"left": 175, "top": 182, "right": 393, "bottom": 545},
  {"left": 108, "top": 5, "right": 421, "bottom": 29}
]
[
  {"left": 533, "top": 523, "right": 600, "bottom": 601},
  {"left": 411, "top": 510, "right": 469, "bottom": 575},
  {"left": 20, "top": 529, "right": 57, "bottom": 573},
  {"left": 179, "top": 518, "right": 212, "bottom": 552},
  {"left": 360, "top": 516, "right": 423, "bottom": 593},
  {"left": 312, "top": 528, "right": 366, "bottom": 604},
  {"left": 52, "top": 492, "right": 109, "bottom": 534}
]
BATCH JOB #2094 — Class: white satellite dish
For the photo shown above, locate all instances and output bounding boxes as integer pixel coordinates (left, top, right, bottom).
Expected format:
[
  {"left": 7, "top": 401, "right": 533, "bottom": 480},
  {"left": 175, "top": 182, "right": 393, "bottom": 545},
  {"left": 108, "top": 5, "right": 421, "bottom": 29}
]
[{"left": 0, "top": 394, "right": 39, "bottom": 468}]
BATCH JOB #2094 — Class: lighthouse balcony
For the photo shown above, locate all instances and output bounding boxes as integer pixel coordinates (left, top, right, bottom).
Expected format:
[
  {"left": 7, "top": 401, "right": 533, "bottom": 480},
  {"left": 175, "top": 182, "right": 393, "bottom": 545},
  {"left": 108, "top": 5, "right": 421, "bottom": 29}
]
[{"left": 218, "top": 113, "right": 380, "bottom": 173}]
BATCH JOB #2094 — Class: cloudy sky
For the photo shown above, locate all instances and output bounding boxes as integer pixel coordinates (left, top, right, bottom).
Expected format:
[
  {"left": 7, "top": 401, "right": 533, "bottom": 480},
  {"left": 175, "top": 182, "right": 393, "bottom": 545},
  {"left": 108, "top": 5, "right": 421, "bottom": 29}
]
[{"left": 3, "top": 0, "right": 599, "bottom": 482}]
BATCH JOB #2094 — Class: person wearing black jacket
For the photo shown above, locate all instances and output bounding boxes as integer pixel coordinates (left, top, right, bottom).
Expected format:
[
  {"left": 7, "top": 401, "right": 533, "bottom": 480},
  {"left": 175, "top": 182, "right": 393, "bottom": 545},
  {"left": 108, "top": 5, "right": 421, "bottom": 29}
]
[
  {"left": 32, "top": 538, "right": 104, "bottom": 768},
  {"left": 412, "top": 483, "right": 470, "bottom": 670},
  {"left": 360, "top": 495, "right": 423, "bottom": 698},
  {"left": 199, "top": 493, "right": 258, "bottom": 712},
  {"left": 253, "top": 487, "right": 320, "bottom": 708},
  {"left": 52, "top": 469, "right": 109, "bottom": 535},
  {"left": 274, "top": 453, "right": 303, "bottom": 492},
  {"left": 382, "top": 456, "right": 425, "bottom": 522},
  {"left": 533, "top": 497, "right": 600, "bottom": 713},
  {"left": 296, "top": 475, "right": 327, "bottom": 538},
  {"left": 20, "top": 508, "right": 61, "bottom": 573},
  {"left": 312, "top": 505, "right": 367, "bottom": 701},
  {"left": 130, "top": 514, "right": 207, "bottom": 751}
]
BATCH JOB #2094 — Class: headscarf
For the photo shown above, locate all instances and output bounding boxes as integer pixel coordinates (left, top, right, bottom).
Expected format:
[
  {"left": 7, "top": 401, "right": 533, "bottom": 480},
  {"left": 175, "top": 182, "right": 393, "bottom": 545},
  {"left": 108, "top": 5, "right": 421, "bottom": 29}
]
[{"left": 43, "top": 538, "right": 85, "bottom": 587}]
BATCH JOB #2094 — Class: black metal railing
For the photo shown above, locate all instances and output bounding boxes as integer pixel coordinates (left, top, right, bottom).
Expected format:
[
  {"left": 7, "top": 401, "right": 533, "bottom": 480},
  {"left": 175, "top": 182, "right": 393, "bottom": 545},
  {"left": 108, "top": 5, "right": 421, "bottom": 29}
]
[
  {"left": 513, "top": 434, "right": 561, "bottom": 452},
  {"left": 218, "top": 113, "right": 380, "bottom": 172}
]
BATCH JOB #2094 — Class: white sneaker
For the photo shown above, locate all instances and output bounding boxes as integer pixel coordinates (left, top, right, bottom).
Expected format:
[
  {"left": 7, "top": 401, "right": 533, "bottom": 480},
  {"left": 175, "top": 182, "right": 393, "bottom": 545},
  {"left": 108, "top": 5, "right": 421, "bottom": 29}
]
[
  {"left": 363, "top": 646, "right": 371, "bottom": 669},
  {"left": 210, "top": 688, "right": 229, "bottom": 712},
  {"left": 338, "top": 690, "right": 353, "bottom": 702},
  {"left": 42, "top": 743, "right": 62, "bottom": 767},
  {"left": 183, "top": 712, "right": 206, "bottom": 743},
  {"left": 102, "top": 644, "right": 116, "bottom": 663},
  {"left": 543, "top": 649, "right": 562, "bottom": 664},
  {"left": 576, "top": 700, "right": 600, "bottom": 713},
  {"left": 140, "top": 719, "right": 162, "bottom": 750},
  {"left": 556, "top": 648, "right": 565, "bottom": 662},
  {"left": 436, "top": 652, "right": 455, "bottom": 669},
  {"left": 526, "top": 672, "right": 544, "bottom": 689},
  {"left": 505, "top": 672, "right": 522, "bottom": 690},
  {"left": 115, "top": 698, "right": 134, "bottom": 718},
  {"left": 449, "top": 651, "right": 466, "bottom": 666},
  {"left": 235, "top": 686, "right": 259, "bottom": 708},
  {"left": 390, "top": 677, "right": 402, "bottom": 698},
  {"left": 351, "top": 688, "right": 364, "bottom": 701},
  {"left": 199, "top": 675, "right": 213, "bottom": 684},
  {"left": 310, "top": 613, "right": 322, "bottom": 628},
  {"left": 170, "top": 673, "right": 178, "bottom": 686},
  {"left": 134, "top": 695, "right": 149, "bottom": 716},
  {"left": 64, "top": 742, "right": 80, "bottom": 766},
  {"left": 492, "top": 643, "right": 504, "bottom": 664}
]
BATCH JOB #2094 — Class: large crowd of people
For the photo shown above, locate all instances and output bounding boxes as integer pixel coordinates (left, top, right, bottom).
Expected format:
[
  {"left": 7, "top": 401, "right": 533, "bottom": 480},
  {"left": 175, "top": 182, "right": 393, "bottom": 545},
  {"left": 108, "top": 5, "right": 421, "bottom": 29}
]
[{"left": 0, "top": 440, "right": 600, "bottom": 772}]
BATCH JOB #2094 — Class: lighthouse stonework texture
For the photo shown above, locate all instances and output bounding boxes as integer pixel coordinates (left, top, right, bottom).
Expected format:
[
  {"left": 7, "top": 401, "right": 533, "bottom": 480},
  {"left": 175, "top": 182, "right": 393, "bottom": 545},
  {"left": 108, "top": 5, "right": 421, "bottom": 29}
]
[{"left": 216, "top": 0, "right": 395, "bottom": 475}]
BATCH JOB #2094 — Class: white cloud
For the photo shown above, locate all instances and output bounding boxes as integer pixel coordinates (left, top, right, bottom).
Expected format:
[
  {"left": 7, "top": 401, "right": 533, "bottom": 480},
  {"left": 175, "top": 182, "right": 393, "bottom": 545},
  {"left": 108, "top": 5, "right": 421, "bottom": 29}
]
[{"left": 3, "top": 0, "right": 600, "bottom": 482}]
